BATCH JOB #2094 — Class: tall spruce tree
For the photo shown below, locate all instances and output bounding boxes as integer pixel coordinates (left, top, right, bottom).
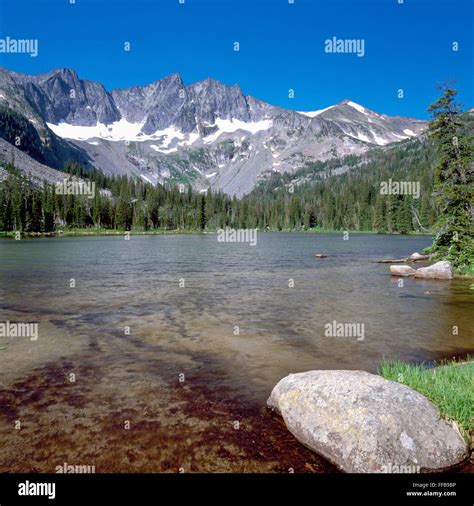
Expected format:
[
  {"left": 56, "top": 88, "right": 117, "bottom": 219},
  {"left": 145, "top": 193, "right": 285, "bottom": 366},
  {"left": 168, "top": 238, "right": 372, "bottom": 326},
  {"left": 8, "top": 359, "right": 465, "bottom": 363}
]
[
  {"left": 198, "top": 194, "right": 207, "bottom": 230},
  {"left": 426, "top": 84, "right": 474, "bottom": 271}
]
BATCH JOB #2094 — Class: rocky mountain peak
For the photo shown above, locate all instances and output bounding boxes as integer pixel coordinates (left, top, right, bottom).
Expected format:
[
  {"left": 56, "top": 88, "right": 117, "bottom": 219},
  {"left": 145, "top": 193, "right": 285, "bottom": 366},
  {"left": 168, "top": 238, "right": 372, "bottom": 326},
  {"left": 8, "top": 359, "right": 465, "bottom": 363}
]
[{"left": 0, "top": 66, "right": 430, "bottom": 197}]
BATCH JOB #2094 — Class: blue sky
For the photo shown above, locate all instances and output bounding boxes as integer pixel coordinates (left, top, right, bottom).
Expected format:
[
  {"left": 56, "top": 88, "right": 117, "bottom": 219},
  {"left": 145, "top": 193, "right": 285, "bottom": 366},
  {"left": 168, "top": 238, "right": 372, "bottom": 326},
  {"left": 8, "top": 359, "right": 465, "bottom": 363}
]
[{"left": 0, "top": 0, "right": 472, "bottom": 119}]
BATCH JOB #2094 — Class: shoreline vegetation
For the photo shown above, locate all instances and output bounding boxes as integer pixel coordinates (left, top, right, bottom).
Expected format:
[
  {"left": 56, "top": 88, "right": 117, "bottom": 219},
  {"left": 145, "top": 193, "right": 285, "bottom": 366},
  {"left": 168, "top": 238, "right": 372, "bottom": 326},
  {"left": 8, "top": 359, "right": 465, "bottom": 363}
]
[
  {"left": 0, "top": 227, "right": 432, "bottom": 238},
  {"left": 378, "top": 357, "right": 474, "bottom": 445},
  {"left": 422, "top": 86, "right": 474, "bottom": 278}
]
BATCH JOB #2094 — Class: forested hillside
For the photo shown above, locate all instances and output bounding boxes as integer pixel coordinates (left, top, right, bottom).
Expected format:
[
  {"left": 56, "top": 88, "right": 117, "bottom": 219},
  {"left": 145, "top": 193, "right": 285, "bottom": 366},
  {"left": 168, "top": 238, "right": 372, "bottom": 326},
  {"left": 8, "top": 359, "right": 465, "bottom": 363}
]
[
  {"left": 244, "top": 137, "right": 438, "bottom": 233},
  {"left": 0, "top": 133, "right": 440, "bottom": 234}
]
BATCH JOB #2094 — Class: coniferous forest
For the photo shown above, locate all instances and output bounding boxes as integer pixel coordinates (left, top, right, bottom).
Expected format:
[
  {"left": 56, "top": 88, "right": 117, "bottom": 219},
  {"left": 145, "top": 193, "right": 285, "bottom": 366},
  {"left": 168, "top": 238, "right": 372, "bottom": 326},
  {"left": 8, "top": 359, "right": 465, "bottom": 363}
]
[{"left": 0, "top": 135, "right": 442, "bottom": 234}]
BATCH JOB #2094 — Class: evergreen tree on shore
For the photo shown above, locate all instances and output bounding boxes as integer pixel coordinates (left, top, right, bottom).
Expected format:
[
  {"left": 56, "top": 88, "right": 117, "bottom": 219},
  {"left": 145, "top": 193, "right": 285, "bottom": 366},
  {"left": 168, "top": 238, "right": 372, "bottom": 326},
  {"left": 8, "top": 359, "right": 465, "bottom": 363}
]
[{"left": 426, "top": 84, "right": 474, "bottom": 271}]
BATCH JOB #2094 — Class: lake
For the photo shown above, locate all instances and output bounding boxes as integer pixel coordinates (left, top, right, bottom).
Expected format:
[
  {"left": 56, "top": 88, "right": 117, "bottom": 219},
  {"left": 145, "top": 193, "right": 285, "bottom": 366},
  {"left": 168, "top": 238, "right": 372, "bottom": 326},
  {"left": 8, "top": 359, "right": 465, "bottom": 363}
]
[{"left": 0, "top": 233, "right": 472, "bottom": 472}]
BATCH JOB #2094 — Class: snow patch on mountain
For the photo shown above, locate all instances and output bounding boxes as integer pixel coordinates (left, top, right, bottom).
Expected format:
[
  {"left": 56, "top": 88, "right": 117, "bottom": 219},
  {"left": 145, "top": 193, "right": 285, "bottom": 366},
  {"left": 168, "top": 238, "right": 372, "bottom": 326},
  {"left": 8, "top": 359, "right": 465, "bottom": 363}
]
[
  {"left": 371, "top": 132, "right": 390, "bottom": 145},
  {"left": 298, "top": 105, "right": 335, "bottom": 118},
  {"left": 46, "top": 120, "right": 201, "bottom": 148},
  {"left": 180, "top": 132, "right": 200, "bottom": 146},
  {"left": 349, "top": 131, "right": 371, "bottom": 143},
  {"left": 203, "top": 118, "right": 272, "bottom": 143},
  {"left": 46, "top": 118, "right": 145, "bottom": 141},
  {"left": 344, "top": 128, "right": 403, "bottom": 146},
  {"left": 347, "top": 101, "right": 366, "bottom": 114},
  {"left": 47, "top": 116, "right": 270, "bottom": 149},
  {"left": 150, "top": 144, "right": 178, "bottom": 154}
]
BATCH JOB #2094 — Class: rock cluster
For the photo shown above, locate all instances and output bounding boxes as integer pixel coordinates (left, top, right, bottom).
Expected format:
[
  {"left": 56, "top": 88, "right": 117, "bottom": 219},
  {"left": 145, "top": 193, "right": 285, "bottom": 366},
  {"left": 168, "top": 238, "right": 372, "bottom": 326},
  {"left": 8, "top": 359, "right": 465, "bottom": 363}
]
[{"left": 390, "top": 260, "right": 452, "bottom": 280}]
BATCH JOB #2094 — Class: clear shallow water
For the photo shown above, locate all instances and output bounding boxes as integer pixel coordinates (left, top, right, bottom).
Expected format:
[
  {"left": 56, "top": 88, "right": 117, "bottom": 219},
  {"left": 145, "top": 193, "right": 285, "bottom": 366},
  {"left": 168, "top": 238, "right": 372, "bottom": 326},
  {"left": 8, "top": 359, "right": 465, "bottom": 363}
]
[
  {"left": 1, "top": 233, "right": 473, "bottom": 398},
  {"left": 0, "top": 233, "right": 473, "bottom": 472}
]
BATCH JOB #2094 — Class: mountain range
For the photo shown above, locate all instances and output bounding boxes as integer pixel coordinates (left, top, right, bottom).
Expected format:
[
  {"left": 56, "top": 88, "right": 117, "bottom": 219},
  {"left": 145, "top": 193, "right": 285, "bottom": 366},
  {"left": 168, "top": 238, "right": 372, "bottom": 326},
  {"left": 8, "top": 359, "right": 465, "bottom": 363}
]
[{"left": 0, "top": 67, "right": 427, "bottom": 196}]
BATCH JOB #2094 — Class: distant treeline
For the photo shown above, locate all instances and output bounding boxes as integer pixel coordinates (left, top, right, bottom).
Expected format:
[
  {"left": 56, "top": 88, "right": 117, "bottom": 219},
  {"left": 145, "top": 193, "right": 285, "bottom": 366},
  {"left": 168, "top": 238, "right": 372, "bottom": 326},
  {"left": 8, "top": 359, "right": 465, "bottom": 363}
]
[{"left": 0, "top": 138, "right": 438, "bottom": 234}]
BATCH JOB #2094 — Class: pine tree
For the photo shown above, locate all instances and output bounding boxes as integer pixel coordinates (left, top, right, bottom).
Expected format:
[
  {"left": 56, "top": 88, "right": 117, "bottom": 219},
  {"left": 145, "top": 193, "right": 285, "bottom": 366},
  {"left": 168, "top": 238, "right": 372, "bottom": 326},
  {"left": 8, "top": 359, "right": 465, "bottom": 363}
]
[
  {"left": 426, "top": 84, "right": 474, "bottom": 271},
  {"left": 198, "top": 194, "right": 207, "bottom": 230},
  {"left": 92, "top": 191, "right": 101, "bottom": 227}
]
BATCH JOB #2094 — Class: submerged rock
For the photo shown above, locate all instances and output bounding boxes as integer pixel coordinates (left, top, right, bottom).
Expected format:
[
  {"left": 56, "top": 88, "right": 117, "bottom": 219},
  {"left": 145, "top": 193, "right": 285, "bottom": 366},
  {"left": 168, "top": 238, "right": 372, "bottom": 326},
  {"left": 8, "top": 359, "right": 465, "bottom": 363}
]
[
  {"left": 414, "top": 261, "right": 453, "bottom": 280},
  {"left": 390, "top": 265, "right": 416, "bottom": 277},
  {"left": 267, "top": 370, "right": 467, "bottom": 473}
]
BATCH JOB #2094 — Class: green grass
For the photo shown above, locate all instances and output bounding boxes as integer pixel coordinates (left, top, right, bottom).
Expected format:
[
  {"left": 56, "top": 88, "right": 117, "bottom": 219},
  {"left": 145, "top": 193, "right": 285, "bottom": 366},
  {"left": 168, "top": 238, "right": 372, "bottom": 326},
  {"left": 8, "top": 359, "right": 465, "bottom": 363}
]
[
  {"left": 454, "top": 262, "right": 474, "bottom": 277},
  {"left": 378, "top": 357, "right": 473, "bottom": 441}
]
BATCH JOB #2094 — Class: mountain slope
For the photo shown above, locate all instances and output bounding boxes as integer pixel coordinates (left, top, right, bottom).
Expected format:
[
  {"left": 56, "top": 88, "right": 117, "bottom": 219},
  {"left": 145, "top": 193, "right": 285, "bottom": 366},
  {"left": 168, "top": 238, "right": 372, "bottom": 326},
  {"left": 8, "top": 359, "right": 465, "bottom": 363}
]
[
  {"left": 0, "top": 137, "right": 87, "bottom": 186},
  {"left": 0, "top": 68, "right": 94, "bottom": 171},
  {"left": 0, "top": 67, "right": 427, "bottom": 196}
]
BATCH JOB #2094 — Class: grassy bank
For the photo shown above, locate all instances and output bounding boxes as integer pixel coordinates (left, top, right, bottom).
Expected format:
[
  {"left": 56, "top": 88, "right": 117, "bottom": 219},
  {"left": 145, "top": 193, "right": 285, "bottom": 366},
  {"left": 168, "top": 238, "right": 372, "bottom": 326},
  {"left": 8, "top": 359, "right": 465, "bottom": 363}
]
[
  {"left": 423, "top": 248, "right": 474, "bottom": 278},
  {"left": 454, "top": 263, "right": 474, "bottom": 277},
  {"left": 378, "top": 358, "right": 473, "bottom": 441}
]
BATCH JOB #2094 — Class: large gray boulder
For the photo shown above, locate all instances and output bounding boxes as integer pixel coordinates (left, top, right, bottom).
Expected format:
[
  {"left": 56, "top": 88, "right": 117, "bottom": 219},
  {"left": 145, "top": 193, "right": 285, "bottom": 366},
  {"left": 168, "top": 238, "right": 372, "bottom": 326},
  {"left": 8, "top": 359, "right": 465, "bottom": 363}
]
[
  {"left": 414, "top": 261, "right": 453, "bottom": 279},
  {"left": 267, "top": 370, "right": 467, "bottom": 473}
]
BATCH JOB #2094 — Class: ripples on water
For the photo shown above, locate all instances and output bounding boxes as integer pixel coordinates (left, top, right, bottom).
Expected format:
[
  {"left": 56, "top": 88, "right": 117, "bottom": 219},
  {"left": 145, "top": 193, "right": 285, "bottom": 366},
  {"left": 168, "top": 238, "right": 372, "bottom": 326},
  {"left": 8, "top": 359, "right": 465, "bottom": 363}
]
[{"left": 0, "top": 233, "right": 472, "bottom": 471}]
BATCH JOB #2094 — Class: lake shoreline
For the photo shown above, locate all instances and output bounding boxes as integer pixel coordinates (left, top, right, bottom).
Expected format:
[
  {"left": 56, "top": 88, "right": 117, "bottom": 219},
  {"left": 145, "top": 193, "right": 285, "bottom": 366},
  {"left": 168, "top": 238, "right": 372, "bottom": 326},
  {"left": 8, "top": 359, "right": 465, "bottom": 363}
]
[{"left": 0, "top": 228, "right": 433, "bottom": 238}]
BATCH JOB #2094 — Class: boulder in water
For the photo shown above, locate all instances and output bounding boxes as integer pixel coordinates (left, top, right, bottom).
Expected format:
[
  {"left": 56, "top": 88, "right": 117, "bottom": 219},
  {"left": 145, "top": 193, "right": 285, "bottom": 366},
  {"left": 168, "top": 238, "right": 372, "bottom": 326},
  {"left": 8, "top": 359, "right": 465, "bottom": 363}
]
[
  {"left": 267, "top": 370, "right": 467, "bottom": 473},
  {"left": 414, "top": 261, "right": 453, "bottom": 280},
  {"left": 390, "top": 265, "right": 416, "bottom": 277}
]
